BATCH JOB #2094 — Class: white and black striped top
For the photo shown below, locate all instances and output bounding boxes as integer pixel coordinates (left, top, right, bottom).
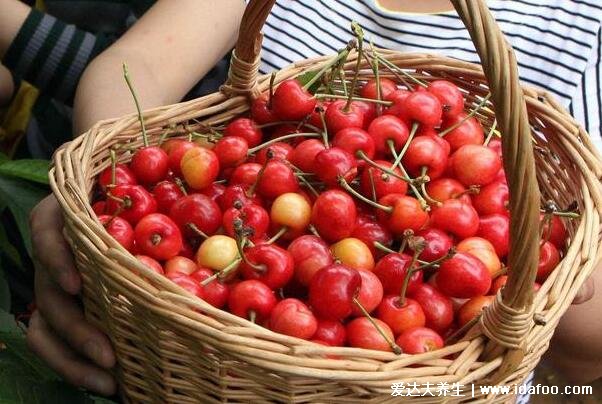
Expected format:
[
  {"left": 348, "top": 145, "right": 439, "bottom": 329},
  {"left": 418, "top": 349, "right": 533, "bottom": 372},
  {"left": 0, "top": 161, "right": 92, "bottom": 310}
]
[{"left": 257, "top": 0, "right": 602, "bottom": 150}]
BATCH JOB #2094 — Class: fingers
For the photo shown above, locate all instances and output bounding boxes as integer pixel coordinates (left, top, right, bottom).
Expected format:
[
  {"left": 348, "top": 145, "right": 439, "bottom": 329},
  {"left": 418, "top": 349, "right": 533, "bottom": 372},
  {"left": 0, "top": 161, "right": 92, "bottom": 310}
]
[
  {"left": 30, "top": 195, "right": 80, "bottom": 294},
  {"left": 35, "top": 268, "right": 116, "bottom": 369},
  {"left": 27, "top": 311, "right": 117, "bottom": 395},
  {"left": 572, "top": 277, "right": 595, "bottom": 305}
]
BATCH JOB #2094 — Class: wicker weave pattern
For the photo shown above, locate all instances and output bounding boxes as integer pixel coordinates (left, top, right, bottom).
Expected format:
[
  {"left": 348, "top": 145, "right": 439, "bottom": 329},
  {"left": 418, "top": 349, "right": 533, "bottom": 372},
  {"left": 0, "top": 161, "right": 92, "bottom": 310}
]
[{"left": 49, "top": 1, "right": 602, "bottom": 402}]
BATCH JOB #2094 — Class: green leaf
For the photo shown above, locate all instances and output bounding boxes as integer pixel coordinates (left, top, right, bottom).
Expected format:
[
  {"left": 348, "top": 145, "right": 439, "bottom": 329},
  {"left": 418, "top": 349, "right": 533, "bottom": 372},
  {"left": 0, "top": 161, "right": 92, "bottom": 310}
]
[
  {"left": 0, "top": 177, "right": 48, "bottom": 257},
  {"left": 0, "top": 153, "right": 8, "bottom": 164},
  {"left": 0, "top": 267, "right": 9, "bottom": 312},
  {"left": 0, "top": 222, "right": 23, "bottom": 269},
  {"left": 0, "top": 159, "right": 50, "bottom": 185},
  {"left": 296, "top": 70, "right": 321, "bottom": 94}
]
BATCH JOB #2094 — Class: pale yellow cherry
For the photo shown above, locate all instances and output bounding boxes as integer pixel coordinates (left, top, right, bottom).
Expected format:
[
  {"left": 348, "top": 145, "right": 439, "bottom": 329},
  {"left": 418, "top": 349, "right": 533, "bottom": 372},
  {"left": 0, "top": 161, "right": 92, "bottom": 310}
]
[
  {"left": 270, "top": 192, "right": 312, "bottom": 238},
  {"left": 196, "top": 235, "right": 239, "bottom": 271},
  {"left": 331, "top": 238, "right": 375, "bottom": 272}
]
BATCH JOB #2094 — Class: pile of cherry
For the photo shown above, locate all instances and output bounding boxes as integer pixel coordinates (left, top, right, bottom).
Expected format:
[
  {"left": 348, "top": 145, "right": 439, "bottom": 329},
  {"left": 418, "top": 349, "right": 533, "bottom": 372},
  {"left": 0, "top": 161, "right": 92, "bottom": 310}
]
[{"left": 92, "top": 65, "right": 569, "bottom": 355}]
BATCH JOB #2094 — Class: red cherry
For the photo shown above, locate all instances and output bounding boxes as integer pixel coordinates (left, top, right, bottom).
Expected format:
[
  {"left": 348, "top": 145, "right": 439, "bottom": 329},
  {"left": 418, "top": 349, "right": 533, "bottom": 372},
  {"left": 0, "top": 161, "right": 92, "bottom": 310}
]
[
  {"left": 477, "top": 213, "right": 510, "bottom": 257},
  {"left": 377, "top": 296, "right": 426, "bottom": 335},
  {"left": 540, "top": 214, "right": 567, "bottom": 250},
  {"left": 314, "top": 147, "right": 358, "bottom": 188},
  {"left": 134, "top": 213, "right": 183, "bottom": 261},
  {"left": 487, "top": 138, "right": 503, "bottom": 157},
  {"left": 272, "top": 79, "right": 317, "bottom": 121},
  {"left": 201, "top": 182, "right": 226, "bottom": 204},
  {"left": 223, "top": 203, "right": 269, "bottom": 240},
  {"left": 136, "top": 255, "right": 164, "bottom": 275},
  {"left": 367, "top": 115, "right": 410, "bottom": 155},
  {"left": 431, "top": 199, "right": 480, "bottom": 239},
  {"left": 351, "top": 215, "right": 394, "bottom": 258},
  {"left": 311, "top": 190, "right": 357, "bottom": 243},
  {"left": 490, "top": 275, "right": 508, "bottom": 294},
  {"left": 269, "top": 298, "right": 318, "bottom": 340},
  {"left": 408, "top": 284, "right": 453, "bottom": 333},
  {"left": 404, "top": 91, "right": 443, "bottom": 127},
  {"left": 332, "top": 128, "right": 376, "bottom": 164},
  {"left": 220, "top": 184, "right": 263, "bottom": 210},
  {"left": 441, "top": 113, "right": 484, "bottom": 151},
  {"left": 376, "top": 194, "right": 428, "bottom": 235},
  {"left": 425, "top": 178, "right": 469, "bottom": 204},
  {"left": 224, "top": 117, "right": 263, "bottom": 147},
  {"left": 291, "top": 139, "right": 326, "bottom": 173},
  {"left": 351, "top": 270, "right": 384, "bottom": 317},
  {"left": 436, "top": 252, "right": 492, "bottom": 298},
  {"left": 313, "top": 320, "right": 346, "bottom": 346},
  {"left": 419, "top": 128, "right": 451, "bottom": 155},
  {"left": 164, "top": 256, "right": 197, "bottom": 276},
  {"left": 106, "top": 184, "right": 157, "bottom": 225},
  {"left": 256, "top": 143, "right": 293, "bottom": 165},
  {"left": 92, "top": 201, "right": 107, "bottom": 215},
  {"left": 214, "top": 136, "right": 249, "bottom": 168},
  {"left": 240, "top": 243, "right": 294, "bottom": 289},
  {"left": 325, "top": 100, "right": 365, "bottom": 134},
  {"left": 457, "top": 295, "right": 495, "bottom": 327},
  {"left": 180, "top": 147, "right": 220, "bottom": 190},
  {"left": 228, "top": 280, "right": 277, "bottom": 322},
  {"left": 169, "top": 194, "right": 222, "bottom": 238},
  {"left": 251, "top": 93, "right": 277, "bottom": 124},
  {"left": 229, "top": 163, "right": 262, "bottom": 187},
  {"left": 452, "top": 145, "right": 501, "bottom": 187},
  {"left": 395, "top": 327, "right": 444, "bottom": 354},
  {"left": 537, "top": 241, "right": 560, "bottom": 282},
  {"left": 190, "top": 267, "right": 230, "bottom": 308},
  {"left": 384, "top": 89, "right": 412, "bottom": 122},
  {"left": 288, "top": 235, "right": 334, "bottom": 286},
  {"left": 346, "top": 317, "right": 395, "bottom": 352},
  {"left": 309, "top": 264, "right": 361, "bottom": 321},
  {"left": 98, "top": 164, "right": 136, "bottom": 192},
  {"left": 373, "top": 253, "right": 423, "bottom": 295},
  {"left": 257, "top": 159, "right": 299, "bottom": 199},
  {"left": 130, "top": 146, "right": 169, "bottom": 184},
  {"left": 169, "top": 274, "right": 203, "bottom": 297},
  {"left": 360, "top": 160, "right": 408, "bottom": 200},
  {"left": 402, "top": 136, "right": 448, "bottom": 180},
  {"left": 167, "top": 140, "right": 195, "bottom": 177},
  {"left": 413, "top": 228, "right": 454, "bottom": 262},
  {"left": 153, "top": 181, "right": 184, "bottom": 213},
  {"left": 99, "top": 215, "right": 135, "bottom": 251},
  {"left": 471, "top": 181, "right": 508, "bottom": 216},
  {"left": 360, "top": 77, "right": 397, "bottom": 100},
  {"left": 354, "top": 101, "right": 377, "bottom": 126},
  {"left": 427, "top": 80, "right": 464, "bottom": 118}
]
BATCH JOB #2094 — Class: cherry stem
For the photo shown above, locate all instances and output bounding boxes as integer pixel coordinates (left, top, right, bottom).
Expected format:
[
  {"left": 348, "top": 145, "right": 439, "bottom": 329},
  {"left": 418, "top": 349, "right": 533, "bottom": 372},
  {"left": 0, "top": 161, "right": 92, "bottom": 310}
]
[
  {"left": 107, "top": 193, "right": 132, "bottom": 209},
  {"left": 268, "top": 72, "right": 276, "bottom": 109},
  {"left": 371, "top": 40, "right": 384, "bottom": 116},
  {"left": 338, "top": 177, "right": 393, "bottom": 213},
  {"left": 297, "top": 174, "right": 320, "bottom": 197},
  {"left": 484, "top": 119, "right": 498, "bottom": 146},
  {"left": 539, "top": 209, "right": 579, "bottom": 219},
  {"left": 316, "top": 93, "right": 392, "bottom": 106},
  {"left": 399, "top": 248, "right": 422, "bottom": 306},
  {"left": 339, "top": 69, "right": 348, "bottom": 96},
  {"left": 368, "top": 169, "right": 378, "bottom": 202},
  {"left": 109, "top": 149, "right": 117, "bottom": 187},
  {"left": 256, "top": 121, "right": 321, "bottom": 132},
  {"left": 151, "top": 234, "right": 162, "bottom": 246},
  {"left": 200, "top": 257, "right": 242, "bottom": 286},
  {"left": 356, "top": 150, "right": 412, "bottom": 184},
  {"left": 122, "top": 62, "right": 148, "bottom": 147},
  {"left": 353, "top": 297, "right": 402, "bottom": 355},
  {"left": 389, "top": 122, "right": 419, "bottom": 170},
  {"left": 398, "top": 230, "right": 414, "bottom": 254},
  {"left": 539, "top": 212, "right": 553, "bottom": 243},
  {"left": 187, "top": 223, "right": 208, "bottom": 240},
  {"left": 317, "top": 107, "right": 330, "bottom": 148},
  {"left": 374, "top": 241, "right": 396, "bottom": 254},
  {"left": 344, "top": 22, "right": 364, "bottom": 112},
  {"left": 386, "top": 147, "right": 430, "bottom": 211},
  {"left": 247, "top": 151, "right": 272, "bottom": 198},
  {"left": 308, "top": 224, "right": 322, "bottom": 239},
  {"left": 439, "top": 93, "right": 492, "bottom": 138},
  {"left": 267, "top": 226, "right": 288, "bottom": 244},
  {"left": 247, "top": 133, "right": 321, "bottom": 154},
  {"left": 371, "top": 53, "right": 427, "bottom": 88},
  {"left": 174, "top": 177, "right": 188, "bottom": 196},
  {"left": 303, "top": 43, "right": 354, "bottom": 91}
]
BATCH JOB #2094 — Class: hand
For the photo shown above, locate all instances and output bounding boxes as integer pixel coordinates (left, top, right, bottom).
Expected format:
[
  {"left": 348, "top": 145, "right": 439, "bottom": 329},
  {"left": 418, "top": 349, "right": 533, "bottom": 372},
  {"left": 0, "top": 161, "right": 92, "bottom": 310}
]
[{"left": 27, "top": 195, "right": 116, "bottom": 395}]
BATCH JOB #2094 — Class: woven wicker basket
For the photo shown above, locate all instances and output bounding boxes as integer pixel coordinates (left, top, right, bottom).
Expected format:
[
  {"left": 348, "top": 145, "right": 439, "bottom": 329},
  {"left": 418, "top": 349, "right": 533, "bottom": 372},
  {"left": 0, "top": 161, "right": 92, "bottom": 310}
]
[{"left": 50, "top": 0, "right": 602, "bottom": 402}]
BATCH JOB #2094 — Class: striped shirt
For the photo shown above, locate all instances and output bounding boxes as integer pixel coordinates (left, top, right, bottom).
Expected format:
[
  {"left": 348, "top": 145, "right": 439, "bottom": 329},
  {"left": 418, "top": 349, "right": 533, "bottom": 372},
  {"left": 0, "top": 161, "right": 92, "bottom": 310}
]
[{"left": 259, "top": 0, "right": 602, "bottom": 150}]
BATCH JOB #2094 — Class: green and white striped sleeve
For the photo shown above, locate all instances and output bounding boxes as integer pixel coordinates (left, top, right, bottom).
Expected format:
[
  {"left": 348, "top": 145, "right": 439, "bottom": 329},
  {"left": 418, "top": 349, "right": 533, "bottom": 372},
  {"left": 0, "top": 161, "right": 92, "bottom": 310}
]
[{"left": 2, "top": 8, "right": 111, "bottom": 105}]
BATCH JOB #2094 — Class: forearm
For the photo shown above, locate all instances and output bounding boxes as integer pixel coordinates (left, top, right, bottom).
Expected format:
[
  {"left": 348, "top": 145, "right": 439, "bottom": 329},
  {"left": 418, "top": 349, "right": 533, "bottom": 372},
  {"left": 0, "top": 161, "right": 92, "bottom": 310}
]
[
  {"left": 0, "top": 0, "right": 29, "bottom": 58},
  {"left": 0, "top": 63, "right": 14, "bottom": 107},
  {"left": 73, "top": 0, "right": 245, "bottom": 135}
]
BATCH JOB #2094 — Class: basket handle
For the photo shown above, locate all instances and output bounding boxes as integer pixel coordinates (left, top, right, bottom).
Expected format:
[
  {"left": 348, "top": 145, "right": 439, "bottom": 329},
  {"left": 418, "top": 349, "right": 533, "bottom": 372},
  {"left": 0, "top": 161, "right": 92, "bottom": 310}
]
[{"left": 228, "top": 0, "right": 541, "bottom": 365}]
